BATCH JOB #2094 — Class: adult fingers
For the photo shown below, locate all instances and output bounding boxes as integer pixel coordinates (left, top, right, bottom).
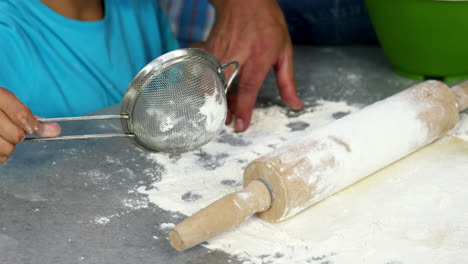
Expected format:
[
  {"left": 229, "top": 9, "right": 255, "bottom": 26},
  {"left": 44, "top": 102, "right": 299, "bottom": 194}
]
[
  {"left": 233, "top": 61, "right": 271, "bottom": 132},
  {"left": 225, "top": 109, "right": 233, "bottom": 125},
  {"left": 225, "top": 92, "right": 237, "bottom": 125},
  {"left": 274, "top": 46, "right": 303, "bottom": 110}
]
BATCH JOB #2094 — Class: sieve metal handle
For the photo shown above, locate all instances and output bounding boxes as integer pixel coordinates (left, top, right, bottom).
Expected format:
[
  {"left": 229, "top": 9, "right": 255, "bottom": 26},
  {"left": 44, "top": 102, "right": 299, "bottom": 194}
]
[
  {"left": 36, "top": 115, "right": 125, "bottom": 123},
  {"left": 24, "top": 114, "right": 134, "bottom": 142},
  {"left": 221, "top": 61, "right": 240, "bottom": 93},
  {"left": 24, "top": 133, "right": 135, "bottom": 142}
]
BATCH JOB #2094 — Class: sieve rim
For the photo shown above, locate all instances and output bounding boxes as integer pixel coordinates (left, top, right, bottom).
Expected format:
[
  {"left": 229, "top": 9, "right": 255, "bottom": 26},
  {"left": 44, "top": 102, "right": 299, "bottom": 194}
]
[{"left": 119, "top": 48, "right": 226, "bottom": 152}]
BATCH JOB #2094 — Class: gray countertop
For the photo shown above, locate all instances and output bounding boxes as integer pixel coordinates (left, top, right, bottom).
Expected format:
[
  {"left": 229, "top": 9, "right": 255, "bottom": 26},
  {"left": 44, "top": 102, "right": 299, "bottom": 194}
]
[{"left": 0, "top": 46, "right": 419, "bottom": 264}]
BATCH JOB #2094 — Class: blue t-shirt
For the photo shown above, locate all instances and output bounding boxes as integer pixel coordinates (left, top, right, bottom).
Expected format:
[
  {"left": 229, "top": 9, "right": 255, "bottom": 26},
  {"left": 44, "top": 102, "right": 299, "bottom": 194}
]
[{"left": 0, "top": 0, "right": 179, "bottom": 117}]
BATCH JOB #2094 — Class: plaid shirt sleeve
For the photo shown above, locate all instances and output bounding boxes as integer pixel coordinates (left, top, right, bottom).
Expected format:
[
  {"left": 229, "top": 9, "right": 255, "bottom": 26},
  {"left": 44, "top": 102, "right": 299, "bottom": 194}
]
[{"left": 158, "top": 0, "right": 215, "bottom": 48}]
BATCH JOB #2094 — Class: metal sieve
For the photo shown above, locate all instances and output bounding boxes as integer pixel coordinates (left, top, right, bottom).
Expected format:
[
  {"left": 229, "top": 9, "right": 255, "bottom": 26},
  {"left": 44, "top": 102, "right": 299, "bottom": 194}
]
[{"left": 25, "top": 48, "right": 239, "bottom": 153}]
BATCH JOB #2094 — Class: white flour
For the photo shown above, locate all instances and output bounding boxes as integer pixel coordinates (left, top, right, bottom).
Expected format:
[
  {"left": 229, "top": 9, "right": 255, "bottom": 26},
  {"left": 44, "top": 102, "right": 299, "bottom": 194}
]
[
  {"left": 160, "top": 116, "right": 183, "bottom": 132},
  {"left": 453, "top": 113, "right": 468, "bottom": 141},
  {"left": 140, "top": 100, "right": 356, "bottom": 215},
  {"left": 160, "top": 223, "right": 176, "bottom": 229},
  {"left": 138, "top": 99, "right": 468, "bottom": 263},
  {"left": 158, "top": 89, "right": 225, "bottom": 134},
  {"left": 94, "top": 217, "right": 110, "bottom": 225},
  {"left": 198, "top": 88, "right": 226, "bottom": 133}
]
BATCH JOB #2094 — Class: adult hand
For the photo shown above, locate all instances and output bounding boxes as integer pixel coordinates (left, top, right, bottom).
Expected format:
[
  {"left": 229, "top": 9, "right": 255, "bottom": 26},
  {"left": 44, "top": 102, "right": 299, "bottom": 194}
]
[
  {"left": 0, "top": 87, "right": 61, "bottom": 163},
  {"left": 207, "top": 0, "right": 303, "bottom": 132}
]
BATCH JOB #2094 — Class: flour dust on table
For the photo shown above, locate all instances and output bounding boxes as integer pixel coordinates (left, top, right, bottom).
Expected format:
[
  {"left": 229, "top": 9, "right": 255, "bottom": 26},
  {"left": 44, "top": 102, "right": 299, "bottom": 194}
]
[
  {"left": 135, "top": 100, "right": 468, "bottom": 264},
  {"left": 453, "top": 113, "right": 468, "bottom": 141}
]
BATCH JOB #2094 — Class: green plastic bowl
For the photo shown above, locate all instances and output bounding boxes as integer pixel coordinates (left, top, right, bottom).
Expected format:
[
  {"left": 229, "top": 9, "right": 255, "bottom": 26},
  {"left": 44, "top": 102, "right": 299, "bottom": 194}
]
[{"left": 365, "top": 0, "right": 468, "bottom": 82}]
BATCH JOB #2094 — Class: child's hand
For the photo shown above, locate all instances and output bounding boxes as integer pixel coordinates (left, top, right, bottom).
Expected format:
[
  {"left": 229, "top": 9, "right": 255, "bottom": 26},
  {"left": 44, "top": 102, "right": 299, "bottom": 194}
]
[{"left": 0, "top": 87, "right": 61, "bottom": 163}]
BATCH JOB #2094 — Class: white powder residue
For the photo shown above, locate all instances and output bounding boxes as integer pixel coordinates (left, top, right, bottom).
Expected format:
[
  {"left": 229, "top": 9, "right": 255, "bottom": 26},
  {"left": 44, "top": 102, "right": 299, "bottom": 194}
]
[
  {"left": 198, "top": 88, "right": 226, "bottom": 133},
  {"left": 236, "top": 192, "right": 252, "bottom": 201},
  {"left": 105, "top": 156, "right": 122, "bottom": 164},
  {"left": 90, "top": 190, "right": 150, "bottom": 226},
  {"left": 79, "top": 169, "right": 110, "bottom": 185},
  {"left": 94, "top": 217, "right": 110, "bottom": 225},
  {"left": 160, "top": 116, "right": 184, "bottom": 132},
  {"left": 139, "top": 101, "right": 357, "bottom": 215},
  {"left": 144, "top": 87, "right": 227, "bottom": 152},
  {"left": 160, "top": 223, "right": 175, "bottom": 230},
  {"left": 346, "top": 73, "right": 362, "bottom": 85},
  {"left": 452, "top": 113, "right": 468, "bottom": 141},
  {"left": 122, "top": 197, "right": 149, "bottom": 210},
  {"left": 138, "top": 99, "right": 468, "bottom": 263}
]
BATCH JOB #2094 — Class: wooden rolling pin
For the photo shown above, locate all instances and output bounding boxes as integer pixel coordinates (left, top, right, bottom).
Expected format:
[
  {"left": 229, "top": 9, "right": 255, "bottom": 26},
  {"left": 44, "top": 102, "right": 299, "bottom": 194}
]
[{"left": 169, "top": 80, "right": 468, "bottom": 251}]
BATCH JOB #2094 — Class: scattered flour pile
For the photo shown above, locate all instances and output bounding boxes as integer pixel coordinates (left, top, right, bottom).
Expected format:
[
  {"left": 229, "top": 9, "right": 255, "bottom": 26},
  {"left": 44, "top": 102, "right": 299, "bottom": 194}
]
[{"left": 138, "top": 100, "right": 468, "bottom": 264}]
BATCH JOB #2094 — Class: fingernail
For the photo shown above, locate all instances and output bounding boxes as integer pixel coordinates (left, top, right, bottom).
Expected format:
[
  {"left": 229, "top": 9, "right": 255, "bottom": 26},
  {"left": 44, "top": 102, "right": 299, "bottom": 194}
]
[
  {"left": 235, "top": 118, "right": 244, "bottom": 132},
  {"left": 21, "top": 135, "right": 26, "bottom": 142},
  {"left": 287, "top": 101, "right": 304, "bottom": 111},
  {"left": 21, "top": 119, "right": 33, "bottom": 134}
]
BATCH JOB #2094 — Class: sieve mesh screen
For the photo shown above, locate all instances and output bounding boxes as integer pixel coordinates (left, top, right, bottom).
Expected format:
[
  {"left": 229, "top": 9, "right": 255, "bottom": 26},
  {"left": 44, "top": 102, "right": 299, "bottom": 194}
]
[{"left": 130, "top": 56, "right": 227, "bottom": 153}]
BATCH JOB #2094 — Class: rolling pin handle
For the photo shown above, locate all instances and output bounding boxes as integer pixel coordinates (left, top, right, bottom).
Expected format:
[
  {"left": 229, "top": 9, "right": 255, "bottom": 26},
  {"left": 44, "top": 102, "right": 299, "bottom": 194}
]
[
  {"left": 169, "top": 180, "right": 272, "bottom": 251},
  {"left": 452, "top": 81, "right": 468, "bottom": 112},
  {"left": 256, "top": 178, "right": 275, "bottom": 205}
]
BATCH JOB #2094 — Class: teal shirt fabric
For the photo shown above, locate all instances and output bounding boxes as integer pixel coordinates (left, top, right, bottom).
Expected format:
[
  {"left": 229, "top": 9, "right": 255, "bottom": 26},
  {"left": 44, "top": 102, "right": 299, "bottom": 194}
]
[{"left": 0, "top": 0, "right": 179, "bottom": 118}]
